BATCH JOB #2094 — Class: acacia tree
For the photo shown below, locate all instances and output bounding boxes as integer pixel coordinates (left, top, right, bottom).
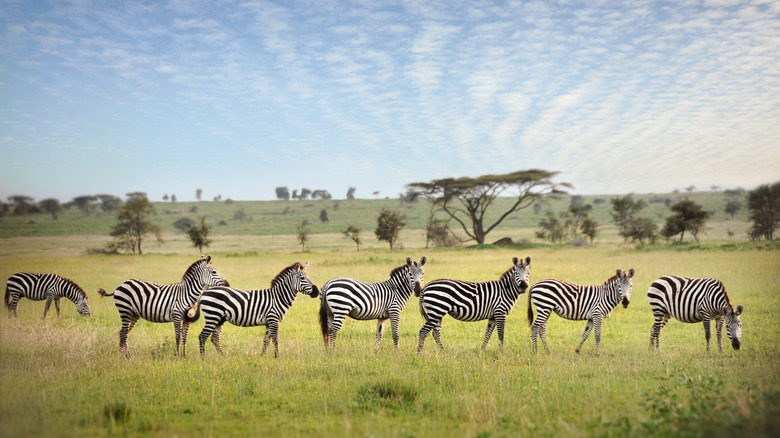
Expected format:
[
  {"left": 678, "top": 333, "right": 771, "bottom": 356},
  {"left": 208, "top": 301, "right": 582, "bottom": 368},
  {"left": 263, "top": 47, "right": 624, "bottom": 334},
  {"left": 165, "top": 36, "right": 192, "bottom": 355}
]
[
  {"left": 408, "top": 169, "right": 570, "bottom": 245},
  {"left": 109, "top": 195, "right": 163, "bottom": 254},
  {"left": 8, "top": 195, "right": 34, "bottom": 215},
  {"left": 39, "top": 198, "right": 62, "bottom": 219},
  {"left": 747, "top": 182, "right": 780, "bottom": 240},
  {"left": 186, "top": 216, "right": 212, "bottom": 253},
  {"left": 296, "top": 222, "right": 310, "bottom": 251},
  {"left": 342, "top": 225, "right": 362, "bottom": 251},
  {"left": 610, "top": 194, "right": 647, "bottom": 242},
  {"left": 661, "top": 199, "right": 710, "bottom": 243},
  {"left": 375, "top": 208, "right": 406, "bottom": 250}
]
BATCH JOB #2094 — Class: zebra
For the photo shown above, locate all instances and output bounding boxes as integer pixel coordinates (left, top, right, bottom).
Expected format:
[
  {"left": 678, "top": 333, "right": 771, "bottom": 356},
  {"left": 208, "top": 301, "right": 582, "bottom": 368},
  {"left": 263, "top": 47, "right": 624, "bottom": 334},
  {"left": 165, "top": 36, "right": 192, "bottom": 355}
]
[
  {"left": 647, "top": 275, "right": 743, "bottom": 352},
  {"left": 417, "top": 256, "right": 531, "bottom": 353},
  {"left": 198, "top": 262, "right": 319, "bottom": 358},
  {"left": 98, "top": 255, "right": 229, "bottom": 358},
  {"left": 5, "top": 272, "right": 91, "bottom": 318},
  {"left": 527, "top": 268, "right": 635, "bottom": 354},
  {"left": 318, "top": 256, "right": 426, "bottom": 351}
]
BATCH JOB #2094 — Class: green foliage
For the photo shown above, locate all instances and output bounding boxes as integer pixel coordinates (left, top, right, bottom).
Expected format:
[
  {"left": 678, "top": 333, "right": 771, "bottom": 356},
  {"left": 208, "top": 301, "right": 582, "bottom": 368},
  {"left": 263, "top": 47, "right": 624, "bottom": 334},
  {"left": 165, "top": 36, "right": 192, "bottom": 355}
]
[
  {"left": 746, "top": 182, "right": 780, "bottom": 240},
  {"left": 661, "top": 199, "right": 710, "bottom": 243},
  {"left": 109, "top": 195, "right": 163, "bottom": 254},
  {"left": 39, "top": 198, "right": 62, "bottom": 220},
  {"left": 296, "top": 221, "right": 310, "bottom": 251},
  {"left": 355, "top": 380, "right": 418, "bottom": 413},
  {"left": 342, "top": 225, "right": 362, "bottom": 251},
  {"left": 186, "top": 216, "right": 212, "bottom": 253},
  {"left": 375, "top": 208, "right": 406, "bottom": 250},
  {"left": 610, "top": 194, "right": 648, "bottom": 241}
]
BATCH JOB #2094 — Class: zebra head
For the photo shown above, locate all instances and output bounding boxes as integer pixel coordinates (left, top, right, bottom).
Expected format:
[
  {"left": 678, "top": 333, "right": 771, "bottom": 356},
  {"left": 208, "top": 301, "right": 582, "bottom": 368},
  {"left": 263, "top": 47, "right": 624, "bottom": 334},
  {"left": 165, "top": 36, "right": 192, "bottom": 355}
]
[
  {"left": 296, "top": 262, "right": 319, "bottom": 298},
  {"left": 75, "top": 293, "right": 91, "bottom": 316},
  {"left": 726, "top": 304, "right": 743, "bottom": 350},
  {"left": 405, "top": 256, "right": 426, "bottom": 296},
  {"left": 510, "top": 256, "right": 532, "bottom": 293},
  {"left": 194, "top": 255, "right": 230, "bottom": 288},
  {"left": 615, "top": 268, "right": 635, "bottom": 308}
]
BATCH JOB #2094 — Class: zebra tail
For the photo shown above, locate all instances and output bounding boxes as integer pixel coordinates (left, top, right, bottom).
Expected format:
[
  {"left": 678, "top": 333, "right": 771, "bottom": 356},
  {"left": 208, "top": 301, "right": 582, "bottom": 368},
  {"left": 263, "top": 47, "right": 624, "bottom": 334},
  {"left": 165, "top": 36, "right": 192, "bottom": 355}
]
[
  {"left": 185, "top": 302, "right": 201, "bottom": 323},
  {"left": 97, "top": 288, "right": 113, "bottom": 298},
  {"left": 527, "top": 290, "right": 534, "bottom": 327},
  {"left": 3, "top": 284, "right": 10, "bottom": 312},
  {"left": 318, "top": 293, "right": 329, "bottom": 348}
]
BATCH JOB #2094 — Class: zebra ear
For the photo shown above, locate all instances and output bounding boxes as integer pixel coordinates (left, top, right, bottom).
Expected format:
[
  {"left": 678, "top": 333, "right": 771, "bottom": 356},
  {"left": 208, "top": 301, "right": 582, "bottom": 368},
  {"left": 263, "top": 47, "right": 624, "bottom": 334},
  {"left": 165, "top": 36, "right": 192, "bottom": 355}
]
[
  {"left": 419, "top": 256, "right": 427, "bottom": 266},
  {"left": 735, "top": 305, "right": 743, "bottom": 316},
  {"left": 513, "top": 257, "right": 519, "bottom": 266},
  {"left": 525, "top": 256, "right": 531, "bottom": 266},
  {"left": 616, "top": 269, "right": 623, "bottom": 277},
  {"left": 628, "top": 268, "right": 635, "bottom": 278},
  {"left": 406, "top": 257, "right": 412, "bottom": 266},
  {"left": 293, "top": 262, "right": 301, "bottom": 270},
  {"left": 205, "top": 254, "right": 212, "bottom": 263},
  {"left": 301, "top": 261, "right": 309, "bottom": 270}
]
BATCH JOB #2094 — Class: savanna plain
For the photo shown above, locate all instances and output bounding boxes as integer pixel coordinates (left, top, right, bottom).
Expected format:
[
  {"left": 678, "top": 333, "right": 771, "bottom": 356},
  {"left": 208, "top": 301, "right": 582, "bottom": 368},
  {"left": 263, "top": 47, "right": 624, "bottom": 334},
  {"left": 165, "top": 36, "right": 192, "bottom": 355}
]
[{"left": 1, "top": 196, "right": 779, "bottom": 437}]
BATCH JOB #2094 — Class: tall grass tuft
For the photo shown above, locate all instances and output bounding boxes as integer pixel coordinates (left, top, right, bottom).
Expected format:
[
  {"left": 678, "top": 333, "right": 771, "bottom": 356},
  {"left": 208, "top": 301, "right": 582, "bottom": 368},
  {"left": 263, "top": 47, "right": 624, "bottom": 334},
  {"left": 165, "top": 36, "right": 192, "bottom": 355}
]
[{"left": 355, "top": 379, "right": 418, "bottom": 413}]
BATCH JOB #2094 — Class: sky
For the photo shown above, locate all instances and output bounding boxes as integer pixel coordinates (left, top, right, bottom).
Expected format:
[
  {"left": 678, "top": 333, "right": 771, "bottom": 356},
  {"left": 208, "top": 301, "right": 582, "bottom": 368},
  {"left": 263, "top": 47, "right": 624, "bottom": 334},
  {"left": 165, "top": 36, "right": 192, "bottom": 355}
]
[{"left": 1, "top": 0, "right": 779, "bottom": 203}]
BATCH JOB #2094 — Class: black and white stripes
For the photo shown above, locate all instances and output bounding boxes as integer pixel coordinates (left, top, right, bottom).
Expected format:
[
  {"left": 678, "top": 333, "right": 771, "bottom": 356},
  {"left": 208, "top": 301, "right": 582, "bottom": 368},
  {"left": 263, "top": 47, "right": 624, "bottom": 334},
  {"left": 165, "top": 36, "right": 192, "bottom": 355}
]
[
  {"left": 99, "top": 255, "right": 229, "bottom": 358},
  {"left": 5, "top": 272, "right": 91, "bottom": 318},
  {"left": 198, "top": 262, "right": 319, "bottom": 358},
  {"left": 527, "top": 269, "right": 634, "bottom": 354},
  {"left": 417, "top": 256, "right": 531, "bottom": 352},
  {"left": 318, "top": 256, "right": 426, "bottom": 351},
  {"left": 647, "top": 275, "right": 743, "bottom": 352}
]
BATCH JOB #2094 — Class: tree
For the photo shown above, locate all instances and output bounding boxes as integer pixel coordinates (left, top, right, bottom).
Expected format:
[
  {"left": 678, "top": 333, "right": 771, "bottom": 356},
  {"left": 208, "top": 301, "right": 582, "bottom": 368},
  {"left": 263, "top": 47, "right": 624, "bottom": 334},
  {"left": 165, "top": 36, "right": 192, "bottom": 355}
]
[
  {"left": 299, "top": 188, "right": 312, "bottom": 200},
  {"left": 96, "top": 194, "right": 122, "bottom": 214},
  {"left": 195, "top": 188, "right": 203, "bottom": 202},
  {"left": 319, "top": 209, "right": 329, "bottom": 222},
  {"left": 537, "top": 210, "right": 567, "bottom": 243},
  {"left": 581, "top": 217, "right": 599, "bottom": 243},
  {"left": 109, "top": 195, "right": 163, "bottom": 254},
  {"left": 296, "top": 222, "right": 310, "bottom": 251},
  {"left": 567, "top": 201, "right": 592, "bottom": 240},
  {"left": 342, "top": 225, "right": 362, "bottom": 251},
  {"left": 275, "top": 187, "right": 290, "bottom": 201},
  {"left": 425, "top": 208, "right": 459, "bottom": 248},
  {"left": 312, "top": 190, "right": 332, "bottom": 200},
  {"left": 39, "top": 198, "right": 62, "bottom": 219},
  {"left": 661, "top": 199, "right": 710, "bottom": 243},
  {"left": 610, "top": 194, "right": 647, "bottom": 242},
  {"left": 725, "top": 200, "right": 742, "bottom": 220},
  {"left": 746, "top": 182, "right": 780, "bottom": 240},
  {"left": 625, "top": 217, "right": 658, "bottom": 244},
  {"left": 375, "top": 208, "right": 406, "bottom": 250},
  {"left": 171, "top": 194, "right": 177, "bottom": 203},
  {"left": 72, "top": 195, "right": 98, "bottom": 215},
  {"left": 8, "top": 195, "right": 34, "bottom": 215},
  {"left": 163, "top": 194, "right": 169, "bottom": 202},
  {"left": 186, "top": 216, "right": 212, "bottom": 253},
  {"left": 346, "top": 187, "right": 356, "bottom": 200},
  {"left": 408, "top": 169, "right": 570, "bottom": 245}
]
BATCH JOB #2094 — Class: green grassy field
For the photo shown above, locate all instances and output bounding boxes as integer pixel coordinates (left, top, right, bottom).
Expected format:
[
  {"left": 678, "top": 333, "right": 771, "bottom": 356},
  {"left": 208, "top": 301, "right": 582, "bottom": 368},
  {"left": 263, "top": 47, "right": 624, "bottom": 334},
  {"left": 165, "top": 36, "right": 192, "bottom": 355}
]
[{"left": 1, "top": 238, "right": 778, "bottom": 437}]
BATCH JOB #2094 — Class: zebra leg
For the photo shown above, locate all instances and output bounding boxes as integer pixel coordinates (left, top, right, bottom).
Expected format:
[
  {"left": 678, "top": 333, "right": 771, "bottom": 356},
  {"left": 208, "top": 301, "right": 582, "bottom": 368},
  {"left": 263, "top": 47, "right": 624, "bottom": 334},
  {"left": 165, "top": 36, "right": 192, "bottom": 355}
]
[
  {"left": 263, "top": 321, "right": 280, "bottom": 358},
  {"left": 576, "top": 320, "right": 594, "bottom": 354},
  {"left": 390, "top": 311, "right": 401, "bottom": 350},
  {"left": 702, "top": 317, "right": 712, "bottom": 352},
  {"left": 173, "top": 316, "right": 183, "bottom": 357},
  {"left": 328, "top": 312, "right": 346, "bottom": 350},
  {"left": 374, "top": 318, "right": 388, "bottom": 351},
  {"left": 715, "top": 317, "right": 724, "bottom": 353},
  {"left": 180, "top": 319, "right": 191, "bottom": 358},
  {"left": 119, "top": 316, "right": 139, "bottom": 358},
  {"left": 198, "top": 324, "right": 213, "bottom": 357},
  {"left": 539, "top": 324, "right": 550, "bottom": 353},
  {"left": 212, "top": 324, "right": 224, "bottom": 355},
  {"left": 8, "top": 295, "right": 21, "bottom": 318},
  {"left": 43, "top": 296, "right": 54, "bottom": 319},
  {"left": 432, "top": 325, "right": 444, "bottom": 350},
  {"left": 482, "top": 318, "right": 496, "bottom": 351},
  {"left": 262, "top": 326, "right": 272, "bottom": 356},
  {"left": 496, "top": 315, "right": 506, "bottom": 351},
  {"left": 417, "top": 321, "right": 434, "bottom": 353},
  {"left": 54, "top": 298, "right": 61, "bottom": 318},
  {"left": 592, "top": 316, "right": 604, "bottom": 354}
]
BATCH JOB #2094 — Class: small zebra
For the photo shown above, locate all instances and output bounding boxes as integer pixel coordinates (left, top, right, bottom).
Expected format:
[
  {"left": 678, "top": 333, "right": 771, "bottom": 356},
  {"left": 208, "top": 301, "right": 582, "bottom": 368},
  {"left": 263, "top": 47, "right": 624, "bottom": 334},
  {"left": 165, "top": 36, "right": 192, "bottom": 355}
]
[
  {"left": 417, "top": 256, "right": 531, "bottom": 353},
  {"left": 99, "top": 255, "right": 229, "bottom": 358},
  {"left": 647, "top": 275, "right": 743, "bottom": 352},
  {"left": 5, "top": 272, "right": 91, "bottom": 318},
  {"left": 198, "top": 262, "right": 319, "bottom": 358},
  {"left": 318, "top": 256, "right": 426, "bottom": 351},
  {"left": 527, "top": 268, "right": 634, "bottom": 354}
]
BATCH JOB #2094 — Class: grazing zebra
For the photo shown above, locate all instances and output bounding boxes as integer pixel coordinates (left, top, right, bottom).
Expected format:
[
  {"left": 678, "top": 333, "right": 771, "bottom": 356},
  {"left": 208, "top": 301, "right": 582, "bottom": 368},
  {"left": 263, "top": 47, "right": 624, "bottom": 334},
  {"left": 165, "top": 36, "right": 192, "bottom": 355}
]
[
  {"left": 647, "top": 275, "right": 743, "bottom": 352},
  {"left": 99, "top": 255, "right": 229, "bottom": 358},
  {"left": 318, "top": 256, "right": 426, "bottom": 351},
  {"left": 527, "top": 268, "right": 635, "bottom": 354},
  {"left": 198, "top": 262, "right": 319, "bottom": 358},
  {"left": 417, "top": 256, "right": 531, "bottom": 353},
  {"left": 5, "top": 272, "right": 91, "bottom": 318}
]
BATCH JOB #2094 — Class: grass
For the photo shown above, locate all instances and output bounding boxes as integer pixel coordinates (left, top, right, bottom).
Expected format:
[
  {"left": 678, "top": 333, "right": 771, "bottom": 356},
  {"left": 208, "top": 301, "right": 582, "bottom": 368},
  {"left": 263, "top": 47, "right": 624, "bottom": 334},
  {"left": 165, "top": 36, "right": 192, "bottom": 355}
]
[{"left": 1, "top": 240, "right": 778, "bottom": 437}]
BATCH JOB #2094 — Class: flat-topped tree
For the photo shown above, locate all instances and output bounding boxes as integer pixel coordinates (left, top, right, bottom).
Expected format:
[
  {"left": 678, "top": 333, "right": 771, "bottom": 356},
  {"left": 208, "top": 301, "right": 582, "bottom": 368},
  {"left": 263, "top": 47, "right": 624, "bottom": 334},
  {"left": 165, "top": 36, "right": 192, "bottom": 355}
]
[{"left": 408, "top": 169, "right": 571, "bottom": 245}]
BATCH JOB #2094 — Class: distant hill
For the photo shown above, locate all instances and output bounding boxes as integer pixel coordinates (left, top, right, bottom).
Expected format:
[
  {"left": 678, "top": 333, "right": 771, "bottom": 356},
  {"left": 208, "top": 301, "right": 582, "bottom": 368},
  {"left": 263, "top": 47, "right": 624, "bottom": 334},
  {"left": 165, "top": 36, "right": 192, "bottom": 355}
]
[{"left": 0, "top": 191, "right": 749, "bottom": 239}]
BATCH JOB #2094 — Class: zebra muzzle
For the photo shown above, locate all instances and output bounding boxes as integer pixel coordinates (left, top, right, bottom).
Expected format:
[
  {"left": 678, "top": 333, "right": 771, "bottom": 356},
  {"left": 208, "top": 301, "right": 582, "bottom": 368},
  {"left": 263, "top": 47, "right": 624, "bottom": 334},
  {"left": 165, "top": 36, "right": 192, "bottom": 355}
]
[
  {"left": 310, "top": 284, "right": 320, "bottom": 298},
  {"left": 621, "top": 297, "right": 630, "bottom": 308}
]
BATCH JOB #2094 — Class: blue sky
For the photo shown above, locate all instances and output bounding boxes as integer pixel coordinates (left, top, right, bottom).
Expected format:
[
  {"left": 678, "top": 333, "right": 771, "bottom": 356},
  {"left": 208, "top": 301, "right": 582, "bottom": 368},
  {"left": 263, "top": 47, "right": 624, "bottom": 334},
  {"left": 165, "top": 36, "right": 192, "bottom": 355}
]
[{"left": 1, "top": 0, "right": 778, "bottom": 203}]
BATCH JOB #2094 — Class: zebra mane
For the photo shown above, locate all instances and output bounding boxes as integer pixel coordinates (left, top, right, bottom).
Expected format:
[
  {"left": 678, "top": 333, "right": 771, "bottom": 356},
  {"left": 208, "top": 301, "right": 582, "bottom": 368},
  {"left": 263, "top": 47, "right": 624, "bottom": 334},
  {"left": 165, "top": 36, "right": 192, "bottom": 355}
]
[
  {"left": 499, "top": 265, "right": 519, "bottom": 282},
  {"left": 270, "top": 263, "right": 301, "bottom": 288},
  {"left": 716, "top": 279, "right": 735, "bottom": 309},
  {"left": 389, "top": 264, "right": 409, "bottom": 279},
  {"left": 60, "top": 275, "right": 88, "bottom": 298},
  {"left": 182, "top": 258, "right": 208, "bottom": 280}
]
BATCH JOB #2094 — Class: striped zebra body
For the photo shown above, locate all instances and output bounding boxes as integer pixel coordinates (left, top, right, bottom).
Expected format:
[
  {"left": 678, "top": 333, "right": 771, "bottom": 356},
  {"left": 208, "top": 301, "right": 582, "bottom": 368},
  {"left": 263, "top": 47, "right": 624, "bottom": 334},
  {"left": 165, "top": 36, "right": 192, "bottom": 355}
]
[
  {"left": 100, "top": 255, "right": 228, "bottom": 358},
  {"left": 5, "top": 272, "right": 91, "bottom": 318},
  {"left": 527, "top": 269, "right": 634, "bottom": 354},
  {"left": 198, "top": 262, "right": 319, "bottom": 358},
  {"left": 318, "top": 256, "right": 426, "bottom": 351},
  {"left": 647, "top": 275, "right": 743, "bottom": 352},
  {"left": 417, "top": 256, "right": 531, "bottom": 352}
]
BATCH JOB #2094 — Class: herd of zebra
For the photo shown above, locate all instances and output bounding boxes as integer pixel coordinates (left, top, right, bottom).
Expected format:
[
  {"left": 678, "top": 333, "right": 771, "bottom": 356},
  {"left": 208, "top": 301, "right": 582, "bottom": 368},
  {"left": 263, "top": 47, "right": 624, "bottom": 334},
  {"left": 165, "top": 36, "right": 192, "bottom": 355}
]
[{"left": 4, "top": 254, "right": 744, "bottom": 357}]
